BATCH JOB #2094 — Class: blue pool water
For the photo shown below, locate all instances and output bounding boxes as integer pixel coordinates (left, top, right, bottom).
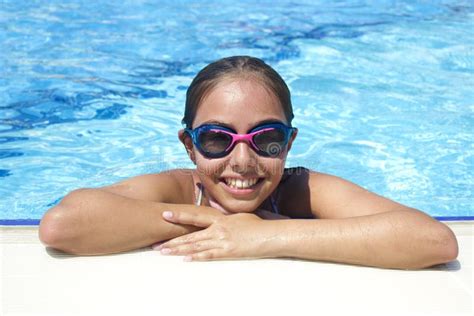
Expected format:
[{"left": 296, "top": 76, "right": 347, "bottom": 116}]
[{"left": 1, "top": 0, "right": 473, "bottom": 223}]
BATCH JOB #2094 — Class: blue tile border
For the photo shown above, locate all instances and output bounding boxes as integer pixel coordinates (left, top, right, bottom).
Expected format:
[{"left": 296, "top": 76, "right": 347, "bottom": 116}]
[
  {"left": 0, "top": 219, "right": 41, "bottom": 225},
  {"left": 434, "top": 216, "right": 474, "bottom": 221},
  {"left": 0, "top": 216, "right": 473, "bottom": 226}
]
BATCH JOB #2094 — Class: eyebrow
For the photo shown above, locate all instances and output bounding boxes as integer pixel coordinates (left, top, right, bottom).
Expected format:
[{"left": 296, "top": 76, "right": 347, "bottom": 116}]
[{"left": 200, "top": 119, "right": 285, "bottom": 131}]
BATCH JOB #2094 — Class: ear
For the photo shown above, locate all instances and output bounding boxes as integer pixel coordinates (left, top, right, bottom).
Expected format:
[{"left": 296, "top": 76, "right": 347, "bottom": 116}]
[
  {"left": 286, "top": 128, "right": 298, "bottom": 152},
  {"left": 178, "top": 129, "right": 196, "bottom": 164}
]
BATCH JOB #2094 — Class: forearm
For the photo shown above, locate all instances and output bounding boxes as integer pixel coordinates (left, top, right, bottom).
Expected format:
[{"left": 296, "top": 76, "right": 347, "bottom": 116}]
[
  {"left": 39, "top": 188, "right": 207, "bottom": 255},
  {"left": 264, "top": 210, "right": 458, "bottom": 269}
]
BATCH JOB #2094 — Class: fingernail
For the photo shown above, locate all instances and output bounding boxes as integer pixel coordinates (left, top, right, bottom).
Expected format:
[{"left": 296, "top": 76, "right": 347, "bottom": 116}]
[
  {"left": 160, "top": 248, "right": 172, "bottom": 255},
  {"left": 163, "top": 211, "right": 173, "bottom": 219}
]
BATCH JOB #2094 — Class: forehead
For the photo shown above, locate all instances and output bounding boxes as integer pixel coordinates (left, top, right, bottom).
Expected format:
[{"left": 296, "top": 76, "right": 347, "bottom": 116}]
[{"left": 193, "top": 78, "right": 286, "bottom": 131}]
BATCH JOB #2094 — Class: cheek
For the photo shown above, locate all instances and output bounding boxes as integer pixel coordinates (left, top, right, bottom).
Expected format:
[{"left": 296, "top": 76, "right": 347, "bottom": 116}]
[
  {"left": 260, "top": 157, "right": 286, "bottom": 178},
  {"left": 194, "top": 154, "right": 225, "bottom": 178}
]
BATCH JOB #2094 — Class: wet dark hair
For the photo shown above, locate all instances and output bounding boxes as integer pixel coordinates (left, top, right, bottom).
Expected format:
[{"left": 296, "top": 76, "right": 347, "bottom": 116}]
[{"left": 182, "top": 56, "right": 294, "bottom": 128}]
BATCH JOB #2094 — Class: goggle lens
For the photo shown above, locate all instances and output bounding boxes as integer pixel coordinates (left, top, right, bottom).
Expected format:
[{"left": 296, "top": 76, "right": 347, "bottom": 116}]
[
  {"left": 253, "top": 128, "right": 286, "bottom": 156},
  {"left": 198, "top": 130, "right": 232, "bottom": 155}
]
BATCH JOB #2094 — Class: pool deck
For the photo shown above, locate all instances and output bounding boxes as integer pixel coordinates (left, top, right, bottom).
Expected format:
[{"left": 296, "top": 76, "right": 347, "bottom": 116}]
[{"left": 1, "top": 221, "right": 472, "bottom": 316}]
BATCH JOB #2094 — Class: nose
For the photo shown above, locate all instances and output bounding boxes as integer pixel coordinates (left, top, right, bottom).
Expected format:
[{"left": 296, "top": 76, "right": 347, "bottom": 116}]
[{"left": 229, "top": 141, "right": 257, "bottom": 172}]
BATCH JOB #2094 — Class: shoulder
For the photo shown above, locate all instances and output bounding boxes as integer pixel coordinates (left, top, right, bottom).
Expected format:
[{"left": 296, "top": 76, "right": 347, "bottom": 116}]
[
  {"left": 98, "top": 169, "right": 195, "bottom": 204},
  {"left": 280, "top": 168, "right": 413, "bottom": 219},
  {"left": 277, "top": 168, "right": 361, "bottom": 218}
]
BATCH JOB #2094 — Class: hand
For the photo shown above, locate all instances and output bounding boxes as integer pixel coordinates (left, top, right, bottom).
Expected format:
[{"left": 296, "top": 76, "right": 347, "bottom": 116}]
[{"left": 153, "top": 209, "right": 277, "bottom": 261}]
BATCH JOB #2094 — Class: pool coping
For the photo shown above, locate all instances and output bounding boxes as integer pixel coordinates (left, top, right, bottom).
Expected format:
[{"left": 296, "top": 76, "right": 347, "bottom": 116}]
[{"left": 2, "top": 221, "right": 473, "bottom": 316}]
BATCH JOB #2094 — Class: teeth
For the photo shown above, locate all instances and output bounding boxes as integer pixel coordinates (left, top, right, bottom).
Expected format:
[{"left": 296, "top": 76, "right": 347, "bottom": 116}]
[{"left": 224, "top": 178, "right": 258, "bottom": 189}]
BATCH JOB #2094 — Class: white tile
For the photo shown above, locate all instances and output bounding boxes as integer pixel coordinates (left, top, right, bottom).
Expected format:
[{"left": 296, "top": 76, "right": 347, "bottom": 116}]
[{"left": 2, "top": 224, "right": 473, "bottom": 316}]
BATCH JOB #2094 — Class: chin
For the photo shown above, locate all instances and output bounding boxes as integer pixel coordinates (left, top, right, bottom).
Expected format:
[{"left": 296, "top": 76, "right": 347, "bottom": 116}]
[{"left": 224, "top": 202, "right": 259, "bottom": 214}]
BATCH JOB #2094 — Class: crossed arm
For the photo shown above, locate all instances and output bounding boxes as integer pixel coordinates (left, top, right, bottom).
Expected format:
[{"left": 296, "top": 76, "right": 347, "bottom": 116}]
[{"left": 39, "top": 171, "right": 458, "bottom": 269}]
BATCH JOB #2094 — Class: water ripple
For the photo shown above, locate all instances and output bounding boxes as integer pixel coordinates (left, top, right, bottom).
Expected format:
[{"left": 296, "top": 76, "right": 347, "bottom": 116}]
[{"left": 1, "top": 0, "right": 473, "bottom": 219}]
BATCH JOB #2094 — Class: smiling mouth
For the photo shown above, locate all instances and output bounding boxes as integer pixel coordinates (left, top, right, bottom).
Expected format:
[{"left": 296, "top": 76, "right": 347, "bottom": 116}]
[{"left": 219, "top": 177, "right": 264, "bottom": 190}]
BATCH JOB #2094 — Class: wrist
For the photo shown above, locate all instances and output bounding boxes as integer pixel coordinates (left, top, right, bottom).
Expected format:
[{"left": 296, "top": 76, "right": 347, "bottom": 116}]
[{"left": 258, "top": 220, "right": 291, "bottom": 258}]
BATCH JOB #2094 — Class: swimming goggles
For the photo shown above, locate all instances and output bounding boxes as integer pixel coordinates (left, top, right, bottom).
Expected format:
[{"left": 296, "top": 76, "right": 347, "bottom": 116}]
[{"left": 184, "top": 122, "right": 297, "bottom": 159}]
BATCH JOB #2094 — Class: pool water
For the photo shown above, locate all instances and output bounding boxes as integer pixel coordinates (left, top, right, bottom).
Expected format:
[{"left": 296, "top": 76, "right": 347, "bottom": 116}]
[{"left": 1, "top": 0, "right": 473, "bottom": 223}]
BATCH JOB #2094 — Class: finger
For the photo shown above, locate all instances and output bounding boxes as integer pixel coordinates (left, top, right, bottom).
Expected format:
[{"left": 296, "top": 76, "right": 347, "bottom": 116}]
[
  {"left": 161, "top": 239, "right": 217, "bottom": 256},
  {"left": 157, "top": 229, "right": 210, "bottom": 250},
  {"left": 183, "top": 249, "right": 223, "bottom": 262},
  {"left": 151, "top": 238, "right": 175, "bottom": 250},
  {"left": 151, "top": 241, "right": 166, "bottom": 250},
  {"left": 162, "top": 210, "right": 216, "bottom": 228}
]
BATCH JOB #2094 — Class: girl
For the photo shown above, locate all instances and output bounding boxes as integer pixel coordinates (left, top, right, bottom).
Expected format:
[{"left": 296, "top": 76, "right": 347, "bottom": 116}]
[{"left": 39, "top": 56, "right": 458, "bottom": 269}]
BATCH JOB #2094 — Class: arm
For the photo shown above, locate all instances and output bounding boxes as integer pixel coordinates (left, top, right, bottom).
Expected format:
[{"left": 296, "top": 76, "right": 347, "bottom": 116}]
[
  {"left": 264, "top": 210, "right": 457, "bottom": 269},
  {"left": 38, "top": 171, "right": 222, "bottom": 255},
  {"left": 275, "top": 171, "right": 458, "bottom": 269}
]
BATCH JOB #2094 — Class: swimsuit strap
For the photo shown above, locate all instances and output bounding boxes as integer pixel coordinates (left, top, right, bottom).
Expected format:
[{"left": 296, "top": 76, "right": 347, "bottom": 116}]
[
  {"left": 196, "top": 183, "right": 203, "bottom": 206},
  {"left": 270, "top": 193, "right": 280, "bottom": 214},
  {"left": 269, "top": 166, "right": 307, "bottom": 214},
  {"left": 192, "top": 171, "right": 232, "bottom": 214},
  {"left": 191, "top": 172, "right": 203, "bottom": 206}
]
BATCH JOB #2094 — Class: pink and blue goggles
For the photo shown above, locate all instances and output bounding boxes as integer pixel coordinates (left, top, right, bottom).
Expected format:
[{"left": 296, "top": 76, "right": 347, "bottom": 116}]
[{"left": 185, "top": 122, "right": 297, "bottom": 158}]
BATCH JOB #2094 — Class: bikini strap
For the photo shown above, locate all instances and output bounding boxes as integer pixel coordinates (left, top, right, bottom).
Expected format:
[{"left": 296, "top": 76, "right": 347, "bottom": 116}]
[
  {"left": 196, "top": 183, "right": 203, "bottom": 206},
  {"left": 191, "top": 172, "right": 203, "bottom": 206},
  {"left": 191, "top": 171, "right": 231, "bottom": 214}
]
